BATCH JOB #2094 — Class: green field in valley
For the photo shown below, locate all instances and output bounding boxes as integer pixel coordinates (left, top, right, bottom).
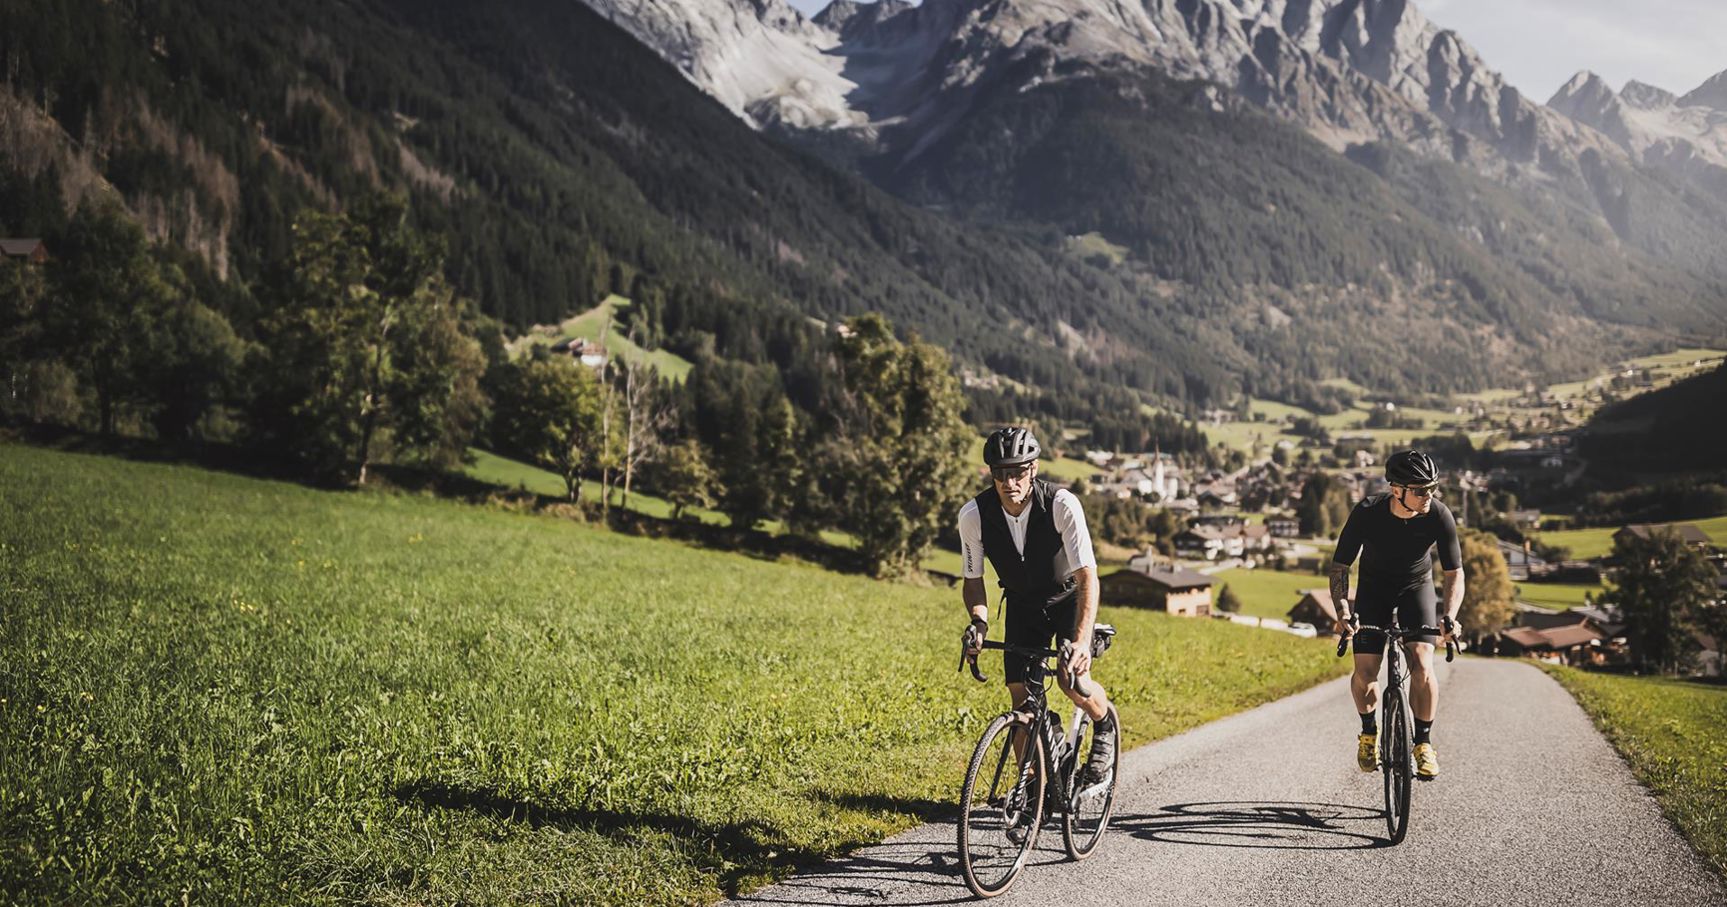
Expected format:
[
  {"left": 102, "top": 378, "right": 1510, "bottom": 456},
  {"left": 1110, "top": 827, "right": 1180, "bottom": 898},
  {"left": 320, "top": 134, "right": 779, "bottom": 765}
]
[
  {"left": 1542, "top": 666, "right": 1727, "bottom": 878},
  {"left": 0, "top": 444, "right": 1345, "bottom": 905},
  {"left": 505, "top": 295, "right": 695, "bottom": 382},
  {"left": 1198, "top": 347, "right": 1725, "bottom": 457},
  {"left": 1210, "top": 568, "right": 1328, "bottom": 622},
  {"left": 1514, "top": 581, "right": 1606, "bottom": 610},
  {"left": 1533, "top": 515, "right": 1727, "bottom": 561},
  {"left": 464, "top": 447, "right": 728, "bottom": 527}
]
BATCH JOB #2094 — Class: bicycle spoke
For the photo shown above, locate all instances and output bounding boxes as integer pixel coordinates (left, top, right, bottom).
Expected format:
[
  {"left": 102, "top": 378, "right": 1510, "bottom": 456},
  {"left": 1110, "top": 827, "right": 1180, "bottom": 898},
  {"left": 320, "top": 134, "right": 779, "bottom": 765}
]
[{"left": 959, "top": 716, "right": 1042, "bottom": 897}]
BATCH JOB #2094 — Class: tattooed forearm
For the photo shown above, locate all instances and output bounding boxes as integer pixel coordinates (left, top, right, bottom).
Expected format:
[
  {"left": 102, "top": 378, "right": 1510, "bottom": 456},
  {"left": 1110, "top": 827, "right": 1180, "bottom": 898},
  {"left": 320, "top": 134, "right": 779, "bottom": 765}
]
[{"left": 1328, "top": 562, "right": 1352, "bottom": 617}]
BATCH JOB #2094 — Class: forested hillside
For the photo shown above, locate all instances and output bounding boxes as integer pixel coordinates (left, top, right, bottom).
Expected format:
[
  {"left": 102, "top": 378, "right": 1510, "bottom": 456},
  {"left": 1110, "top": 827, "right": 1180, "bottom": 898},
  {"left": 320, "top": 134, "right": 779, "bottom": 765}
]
[
  {"left": 8, "top": 0, "right": 1719, "bottom": 433},
  {"left": 875, "top": 59, "right": 1727, "bottom": 397},
  {"left": 0, "top": 0, "right": 1224, "bottom": 428}
]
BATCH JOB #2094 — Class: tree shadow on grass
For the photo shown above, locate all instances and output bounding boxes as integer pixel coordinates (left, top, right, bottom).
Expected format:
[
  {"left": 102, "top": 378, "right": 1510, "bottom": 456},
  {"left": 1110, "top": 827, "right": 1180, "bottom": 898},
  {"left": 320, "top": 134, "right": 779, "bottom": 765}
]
[
  {"left": 805, "top": 790, "right": 958, "bottom": 826},
  {"left": 396, "top": 780, "right": 829, "bottom": 896}
]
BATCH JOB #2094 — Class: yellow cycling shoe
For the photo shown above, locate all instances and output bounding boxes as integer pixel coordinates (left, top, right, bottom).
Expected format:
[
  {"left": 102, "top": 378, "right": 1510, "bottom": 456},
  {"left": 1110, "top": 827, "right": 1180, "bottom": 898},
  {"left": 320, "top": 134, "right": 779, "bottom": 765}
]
[
  {"left": 1356, "top": 733, "right": 1378, "bottom": 773},
  {"left": 1414, "top": 742, "right": 1440, "bottom": 779}
]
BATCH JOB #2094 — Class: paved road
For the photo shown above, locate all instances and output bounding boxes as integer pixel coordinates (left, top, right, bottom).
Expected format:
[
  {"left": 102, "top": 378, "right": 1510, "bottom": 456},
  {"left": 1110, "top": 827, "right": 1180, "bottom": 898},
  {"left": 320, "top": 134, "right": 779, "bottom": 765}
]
[{"left": 727, "top": 659, "right": 1725, "bottom": 907}]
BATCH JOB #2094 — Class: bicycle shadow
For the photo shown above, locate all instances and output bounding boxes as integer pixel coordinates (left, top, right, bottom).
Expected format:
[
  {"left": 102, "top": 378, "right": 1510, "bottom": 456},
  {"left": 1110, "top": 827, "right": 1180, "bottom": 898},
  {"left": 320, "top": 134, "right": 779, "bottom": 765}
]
[
  {"left": 729, "top": 790, "right": 1074, "bottom": 906},
  {"left": 1112, "top": 800, "right": 1393, "bottom": 851}
]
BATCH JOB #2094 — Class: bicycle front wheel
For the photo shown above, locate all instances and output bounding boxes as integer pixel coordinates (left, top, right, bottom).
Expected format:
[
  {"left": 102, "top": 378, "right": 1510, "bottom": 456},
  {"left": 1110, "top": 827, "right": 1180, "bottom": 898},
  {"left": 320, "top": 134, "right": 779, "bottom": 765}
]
[
  {"left": 1062, "top": 704, "right": 1120, "bottom": 861},
  {"left": 1381, "top": 694, "right": 1412, "bottom": 844},
  {"left": 958, "top": 712, "right": 1045, "bottom": 898}
]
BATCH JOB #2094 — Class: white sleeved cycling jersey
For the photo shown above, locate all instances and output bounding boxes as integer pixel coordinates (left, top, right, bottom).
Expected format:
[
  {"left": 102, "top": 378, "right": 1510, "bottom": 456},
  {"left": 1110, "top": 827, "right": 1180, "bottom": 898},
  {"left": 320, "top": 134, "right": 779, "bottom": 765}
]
[{"left": 957, "top": 489, "right": 1097, "bottom": 581}]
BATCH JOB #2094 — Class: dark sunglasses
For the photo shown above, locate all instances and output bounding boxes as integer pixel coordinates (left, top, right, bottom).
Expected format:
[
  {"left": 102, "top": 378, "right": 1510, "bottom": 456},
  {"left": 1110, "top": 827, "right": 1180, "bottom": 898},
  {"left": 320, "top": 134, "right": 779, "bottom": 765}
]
[
  {"left": 991, "top": 463, "right": 1034, "bottom": 482},
  {"left": 1397, "top": 484, "right": 1439, "bottom": 499}
]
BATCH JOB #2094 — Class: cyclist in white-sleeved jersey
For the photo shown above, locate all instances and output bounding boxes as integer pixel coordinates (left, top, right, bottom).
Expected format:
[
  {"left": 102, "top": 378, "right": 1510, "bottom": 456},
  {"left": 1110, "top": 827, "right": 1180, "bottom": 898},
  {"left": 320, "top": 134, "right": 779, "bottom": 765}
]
[{"left": 959, "top": 427, "right": 1116, "bottom": 795}]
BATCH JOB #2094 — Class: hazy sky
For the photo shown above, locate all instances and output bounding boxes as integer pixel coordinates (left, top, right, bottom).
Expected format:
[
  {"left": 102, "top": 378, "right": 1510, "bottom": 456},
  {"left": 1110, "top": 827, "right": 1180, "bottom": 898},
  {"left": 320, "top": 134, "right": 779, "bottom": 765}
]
[{"left": 785, "top": 0, "right": 1727, "bottom": 102}]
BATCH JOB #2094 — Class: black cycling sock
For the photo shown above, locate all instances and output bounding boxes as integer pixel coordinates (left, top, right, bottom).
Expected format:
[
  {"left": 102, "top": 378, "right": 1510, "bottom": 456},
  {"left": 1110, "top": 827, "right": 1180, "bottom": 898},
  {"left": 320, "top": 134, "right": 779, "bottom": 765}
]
[
  {"left": 1094, "top": 711, "right": 1115, "bottom": 733},
  {"left": 1414, "top": 719, "right": 1433, "bottom": 746},
  {"left": 1360, "top": 711, "right": 1377, "bottom": 735}
]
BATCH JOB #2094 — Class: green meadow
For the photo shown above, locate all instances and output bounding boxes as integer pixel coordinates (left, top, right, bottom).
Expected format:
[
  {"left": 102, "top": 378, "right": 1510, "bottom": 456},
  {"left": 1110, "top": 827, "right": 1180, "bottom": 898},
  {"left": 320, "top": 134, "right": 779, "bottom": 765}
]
[
  {"left": 1542, "top": 666, "right": 1727, "bottom": 878},
  {"left": 505, "top": 295, "right": 695, "bottom": 382},
  {"left": 1210, "top": 568, "right": 1328, "bottom": 622},
  {"left": 1533, "top": 515, "right": 1727, "bottom": 561},
  {"left": 0, "top": 444, "right": 1343, "bottom": 905}
]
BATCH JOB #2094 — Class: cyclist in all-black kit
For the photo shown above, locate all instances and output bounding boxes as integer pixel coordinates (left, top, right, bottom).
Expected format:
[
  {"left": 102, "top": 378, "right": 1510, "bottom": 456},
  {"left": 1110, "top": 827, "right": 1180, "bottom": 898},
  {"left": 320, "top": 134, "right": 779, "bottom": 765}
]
[{"left": 1329, "top": 450, "right": 1465, "bottom": 780}]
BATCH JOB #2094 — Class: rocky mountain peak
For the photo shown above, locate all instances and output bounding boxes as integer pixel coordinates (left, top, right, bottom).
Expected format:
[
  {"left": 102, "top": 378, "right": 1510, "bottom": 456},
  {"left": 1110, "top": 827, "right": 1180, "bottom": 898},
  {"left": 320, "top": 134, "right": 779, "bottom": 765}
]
[
  {"left": 1547, "top": 70, "right": 1619, "bottom": 120},
  {"left": 812, "top": 0, "right": 913, "bottom": 38},
  {"left": 1619, "top": 80, "right": 1676, "bottom": 110},
  {"left": 1680, "top": 68, "right": 1727, "bottom": 110}
]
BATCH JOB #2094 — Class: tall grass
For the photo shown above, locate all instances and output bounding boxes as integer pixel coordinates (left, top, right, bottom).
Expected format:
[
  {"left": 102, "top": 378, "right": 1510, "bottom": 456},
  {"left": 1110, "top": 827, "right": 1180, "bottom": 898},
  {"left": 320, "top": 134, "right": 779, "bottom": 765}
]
[{"left": 1, "top": 444, "right": 1343, "bottom": 904}]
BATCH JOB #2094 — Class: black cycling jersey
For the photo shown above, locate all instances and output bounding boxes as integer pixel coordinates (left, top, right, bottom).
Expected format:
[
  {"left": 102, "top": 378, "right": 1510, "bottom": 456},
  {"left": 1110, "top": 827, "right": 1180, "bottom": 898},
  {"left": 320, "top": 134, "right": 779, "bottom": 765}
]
[{"left": 1333, "top": 493, "right": 1461, "bottom": 596}]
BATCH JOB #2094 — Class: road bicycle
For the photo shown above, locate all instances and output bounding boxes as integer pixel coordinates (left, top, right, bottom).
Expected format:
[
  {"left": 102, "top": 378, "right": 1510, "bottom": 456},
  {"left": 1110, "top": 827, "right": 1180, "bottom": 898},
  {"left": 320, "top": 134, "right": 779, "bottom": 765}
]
[
  {"left": 954, "top": 626, "right": 1120, "bottom": 898},
  {"left": 1337, "top": 615, "right": 1455, "bottom": 844}
]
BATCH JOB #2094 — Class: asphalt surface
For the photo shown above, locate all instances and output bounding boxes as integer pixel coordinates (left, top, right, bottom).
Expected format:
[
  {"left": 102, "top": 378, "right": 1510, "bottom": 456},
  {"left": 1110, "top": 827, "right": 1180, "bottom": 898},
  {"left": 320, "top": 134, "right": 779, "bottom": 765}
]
[{"left": 726, "top": 658, "right": 1726, "bottom": 907}]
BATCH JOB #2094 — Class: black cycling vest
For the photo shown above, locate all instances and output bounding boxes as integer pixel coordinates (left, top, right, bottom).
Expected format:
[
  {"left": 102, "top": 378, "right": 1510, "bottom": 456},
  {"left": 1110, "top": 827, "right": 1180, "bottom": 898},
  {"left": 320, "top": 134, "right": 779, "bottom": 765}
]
[{"left": 975, "top": 479, "right": 1077, "bottom": 609}]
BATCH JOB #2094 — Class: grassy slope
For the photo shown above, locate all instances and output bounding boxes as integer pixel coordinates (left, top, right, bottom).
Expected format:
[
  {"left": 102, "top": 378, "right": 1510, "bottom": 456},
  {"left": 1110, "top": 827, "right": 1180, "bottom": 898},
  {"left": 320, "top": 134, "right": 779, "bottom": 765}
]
[
  {"left": 1200, "top": 347, "right": 1725, "bottom": 456},
  {"left": 506, "top": 295, "right": 695, "bottom": 382},
  {"left": 465, "top": 447, "right": 728, "bottom": 526},
  {"left": 1541, "top": 666, "right": 1727, "bottom": 879},
  {"left": 1514, "top": 581, "right": 1606, "bottom": 610},
  {"left": 1534, "top": 515, "right": 1727, "bottom": 560},
  {"left": 0, "top": 444, "right": 1343, "bottom": 905},
  {"left": 1210, "top": 568, "right": 1328, "bottom": 622}
]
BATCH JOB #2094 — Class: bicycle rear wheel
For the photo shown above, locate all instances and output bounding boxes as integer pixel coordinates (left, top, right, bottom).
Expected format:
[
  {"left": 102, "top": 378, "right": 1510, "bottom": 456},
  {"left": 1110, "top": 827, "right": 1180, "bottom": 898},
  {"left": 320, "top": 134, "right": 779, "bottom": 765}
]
[
  {"left": 958, "top": 713, "right": 1045, "bottom": 897},
  {"left": 1381, "top": 693, "right": 1412, "bottom": 844},
  {"left": 1061, "top": 704, "right": 1119, "bottom": 860}
]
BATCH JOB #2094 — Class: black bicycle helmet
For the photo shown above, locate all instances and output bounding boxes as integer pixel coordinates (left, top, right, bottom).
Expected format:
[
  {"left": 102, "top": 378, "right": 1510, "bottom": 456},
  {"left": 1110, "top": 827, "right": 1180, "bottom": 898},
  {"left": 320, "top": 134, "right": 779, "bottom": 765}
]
[
  {"left": 1384, "top": 449, "right": 1438, "bottom": 488},
  {"left": 983, "top": 427, "right": 1041, "bottom": 468}
]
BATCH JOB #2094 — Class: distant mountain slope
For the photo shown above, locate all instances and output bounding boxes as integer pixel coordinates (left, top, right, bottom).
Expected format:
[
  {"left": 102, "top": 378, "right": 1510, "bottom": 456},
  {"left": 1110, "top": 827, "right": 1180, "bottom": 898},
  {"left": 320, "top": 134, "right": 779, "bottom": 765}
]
[
  {"left": 1580, "top": 362, "right": 1727, "bottom": 475},
  {"left": 4, "top": 0, "right": 1721, "bottom": 425},
  {"left": 0, "top": 0, "right": 1236, "bottom": 415},
  {"left": 585, "top": 0, "right": 1727, "bottom": 341}
]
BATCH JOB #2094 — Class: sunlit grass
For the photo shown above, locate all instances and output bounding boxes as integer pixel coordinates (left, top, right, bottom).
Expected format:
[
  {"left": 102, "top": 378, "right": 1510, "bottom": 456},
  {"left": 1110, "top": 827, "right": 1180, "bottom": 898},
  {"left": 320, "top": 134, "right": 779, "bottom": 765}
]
[
  {"left": 0, "top": 443, "right": 1345, "bottom": 905},
  {"left": 1514, "top": 581, "right": 1606, "bottom": 610},
  {"left": 1210, "top": 567, "right": 1328, "bottom": 622},
  {"left": 1534, "top": 515, "right": 1727, "bottom": 561},
  {"left": 1542, "top": 666, "right": 1727, "bottom": 879}
]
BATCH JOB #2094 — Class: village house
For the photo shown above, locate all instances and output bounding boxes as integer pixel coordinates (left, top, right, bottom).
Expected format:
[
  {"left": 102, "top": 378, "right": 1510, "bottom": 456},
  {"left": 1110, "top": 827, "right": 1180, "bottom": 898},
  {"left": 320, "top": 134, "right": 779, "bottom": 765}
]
[
  {"left": 1508, "top": 509, "right": 1543, "bottom": 531},
  {"left": 1493, "top": 605, "right": 1625, "bottom": 666},
  {"left": 0, "top": 238, "right": 48, "bottom": 264},
  {"left": 1496, "top": 539, "right": 1549, "bottom": 581},
  {"left": 1266, "top": 517, "right": 1301, "bottom": 538},
  {"left": 1100, "top": 565, "right": 1213, "bottom": 617},
  {"left": 1174, "top": 524, "right": 1241, "bottom": 561},
  {"left": 1287, "top": 589, "right": 1339, "bottom": 634},
  {"left": 1613, "top": 523, "right": 1714, "bottom": 554},
  {"left": 551, "top": 336, "right": 608, "bottom": 370}
]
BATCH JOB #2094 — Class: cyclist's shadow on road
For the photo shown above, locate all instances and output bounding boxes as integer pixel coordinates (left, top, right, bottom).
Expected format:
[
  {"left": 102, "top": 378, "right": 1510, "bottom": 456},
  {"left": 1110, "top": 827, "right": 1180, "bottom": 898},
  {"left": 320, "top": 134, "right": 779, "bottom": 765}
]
[{"left": 1113, "top": 800, "right": 1392, "bottom": 851}]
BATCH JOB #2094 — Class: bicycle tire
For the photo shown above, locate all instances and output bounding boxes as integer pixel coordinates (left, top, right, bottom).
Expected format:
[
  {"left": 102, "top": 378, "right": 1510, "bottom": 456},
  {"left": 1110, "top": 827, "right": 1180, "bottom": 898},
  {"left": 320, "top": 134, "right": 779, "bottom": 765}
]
[
  {"left": 1061, "top": 704, "right": 1120, "bottom": 860},
  {"left": 958, "top": 713, "right": 1045, "bottom": 898},
  {"left": 1381, "top": 691, "right": 1412, "bottom": 844}
]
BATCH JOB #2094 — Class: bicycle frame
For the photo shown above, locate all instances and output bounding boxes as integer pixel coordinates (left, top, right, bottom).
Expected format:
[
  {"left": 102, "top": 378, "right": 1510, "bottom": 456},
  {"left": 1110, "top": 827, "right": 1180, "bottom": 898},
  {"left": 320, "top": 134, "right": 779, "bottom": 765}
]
[
  {"left": 1337, "top": 616, "right": 1454, "bottom": 843},
  {"left": 973, "top": 642, "right": 1090, "bottom": 813}
]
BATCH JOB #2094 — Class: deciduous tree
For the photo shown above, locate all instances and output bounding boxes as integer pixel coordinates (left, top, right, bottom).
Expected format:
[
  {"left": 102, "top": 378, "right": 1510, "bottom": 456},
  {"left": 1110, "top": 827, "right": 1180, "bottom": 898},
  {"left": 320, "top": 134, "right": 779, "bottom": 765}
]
[
  {"left": 1455, "top": 529, "right": 1514, "bottom": 640},
  {"left": 831, "top": 314, "right": 974, "bottom": 577},
  {"left": 1604, "top": 529, "right": 1719, "bottom": 675}
]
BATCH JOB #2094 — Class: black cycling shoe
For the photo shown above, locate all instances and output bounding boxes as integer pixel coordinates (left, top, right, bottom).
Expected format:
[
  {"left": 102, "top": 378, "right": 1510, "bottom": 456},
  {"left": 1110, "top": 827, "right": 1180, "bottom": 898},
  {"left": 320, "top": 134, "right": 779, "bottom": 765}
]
[{"left": 1076, "top": 720, "right": 1117, "bottom": 795}]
